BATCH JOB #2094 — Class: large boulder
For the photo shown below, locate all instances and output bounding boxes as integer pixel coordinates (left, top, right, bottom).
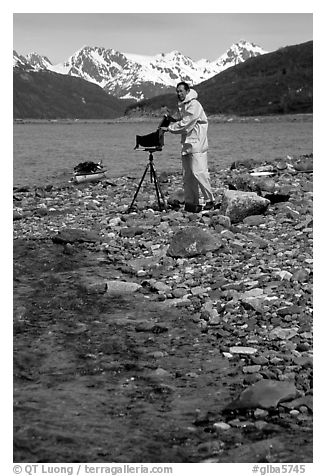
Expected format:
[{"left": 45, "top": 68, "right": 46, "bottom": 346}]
[
  {"left": 293, "top": 154, "right": 313, "bottom": 172},
  {"left": 225, "top": 379, "right": 298, "bottom": 410},
  {"left": 227, "top": 174, "right": 275, "bottom": 194},
  {"left": 227, "top": 174, "right": 261, "bottom": 193},
  {"left": 250, "top": 176, "right": 276, "bottom": 193},
  {"left": 219, "top": 190, "right": 270, "bottom": 224},
  {"left": 167, "top": 226, "right": 223, "bottom": 258}
]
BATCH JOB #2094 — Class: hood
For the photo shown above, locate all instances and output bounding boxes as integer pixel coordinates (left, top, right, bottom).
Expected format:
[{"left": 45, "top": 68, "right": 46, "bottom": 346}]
[{"left": 179, "top": 88, "right": 198, "bottom": 104}]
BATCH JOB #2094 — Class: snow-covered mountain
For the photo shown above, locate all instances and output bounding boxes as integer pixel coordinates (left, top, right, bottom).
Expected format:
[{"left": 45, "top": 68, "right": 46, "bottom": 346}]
[
  {"left": 213, "top": 40, "right": 267, "bottom": 70},
  {"left": 26, "top": 52, "right": 53, "bottom": 70},
  {"left": 13, "top": 50, "right": 32, "bottom": 69},
  {"left": 13, "top": 50, "right": 52, "bottom": 71},
  {"left": 13, "top": 40, "right": 268, "bottom": 100}
]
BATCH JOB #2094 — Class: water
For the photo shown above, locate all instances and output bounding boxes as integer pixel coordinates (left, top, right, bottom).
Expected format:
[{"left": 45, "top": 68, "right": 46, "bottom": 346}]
[{"left": 13, "top": 117, "right": 313, "bottom": 188}]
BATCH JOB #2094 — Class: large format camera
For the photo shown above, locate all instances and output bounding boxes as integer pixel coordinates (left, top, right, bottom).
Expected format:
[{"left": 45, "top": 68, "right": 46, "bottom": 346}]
[
  {"left": 129, "top": 114, "right": 177, "bottom": 213},
  {"left": 134, "top": 114, "right": 176, "bottom": 150}
]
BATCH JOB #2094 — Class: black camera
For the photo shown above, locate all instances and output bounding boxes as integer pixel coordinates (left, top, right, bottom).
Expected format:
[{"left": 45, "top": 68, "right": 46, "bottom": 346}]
[{"left": 134, "top": 114, "right": 176, "bottom": 150}]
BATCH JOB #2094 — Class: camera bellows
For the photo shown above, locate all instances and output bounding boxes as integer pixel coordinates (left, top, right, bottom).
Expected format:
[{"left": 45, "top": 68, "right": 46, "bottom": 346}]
[
  {"left": 158, "top": 114, "right": 176, "bottom": 128},
  {"left": 134, "top": 129, "right": 164, "bottom": 150}
]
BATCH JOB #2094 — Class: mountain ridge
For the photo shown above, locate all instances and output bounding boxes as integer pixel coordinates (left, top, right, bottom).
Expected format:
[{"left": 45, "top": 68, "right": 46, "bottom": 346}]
[
  {"left": 13, "top": 40, "right": 312, "bottom": 119},
  {"left": 125, "top": 41, "right": 313, "bottom": 117},
  {"left": 13, "top": 40, "right": 268, "bottom": 100}
]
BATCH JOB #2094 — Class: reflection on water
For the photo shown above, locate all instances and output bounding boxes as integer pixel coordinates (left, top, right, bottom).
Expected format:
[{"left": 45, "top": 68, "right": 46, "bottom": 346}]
[{"left": 13, "top": 117, "right": 313, "bottom": 187}]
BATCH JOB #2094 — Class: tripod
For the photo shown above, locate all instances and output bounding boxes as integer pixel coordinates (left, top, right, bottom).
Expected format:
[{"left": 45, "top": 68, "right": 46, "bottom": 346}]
[{"left": 128, "top": 147, "right": 167, "bottom": 213}]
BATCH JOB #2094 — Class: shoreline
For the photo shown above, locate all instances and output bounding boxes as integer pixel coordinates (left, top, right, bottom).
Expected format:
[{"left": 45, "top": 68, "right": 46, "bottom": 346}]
[
  {"left": 13, "top": 155, "right": 313, "bottom": 462},
  {"left": 14, "top": 112, "right": 313, "bottom": 125},
  {"left": 13, "top": 153, "right": 312, "bottom": 193}
]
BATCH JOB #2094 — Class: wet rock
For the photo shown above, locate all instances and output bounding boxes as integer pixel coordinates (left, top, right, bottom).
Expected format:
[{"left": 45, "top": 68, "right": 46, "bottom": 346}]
[
  {"left": 293, "top": 154, "right": 313, "bottom": 172},
  {"left": 251, "top": 176, "right": 276, "bottom": 193},
  {"left": 196, "top": 440, "right": 223, "bottom": 456},
  {"left": 275, "top": 159, "right": 288, "bottom": 170},
  {"left": 171, "top": 287, "right": 188, "bottom": 298},
  {"left": 279, "top": 395, "right": 313, "bottom": 412},
  {"left": 296, "top": 342, "right": 310, "bottom": 352},
  {"left": 219, "top": 190, "right": 270, "bottom": 224},
  {"left": 251, "top": 164, "right": 276, "bottom": 173},
  {"left": 242, "top": 365, "right": 261, "bottom": 374},
  {"left": 250, "top": 355, "right": 269, "bottom": 365},
  {"left": 191, "top": 286, "right": 208, "bottom": 296},
  {"left": 120, "top": 227, "right": 145, "bottom": 237},
  {"left": 269, "top": 327, "right": 298, "bottom": 340},
  {"left": 246, "top": 232, "right": 269, "bottom": 249},
  {"left": 85, "top": 202, "right": 98, "bottom": 211},
  {"left": 292, "top": 269, "right": 310, "bottom": 282},
  {"left": 243, "top": 374, "right": 264, "bottom": 385},
  {"left": 13, "top": 211, "right": 24, "bottom": 220},
  {"left": 63, "top": 243, "right": 74, "bottom": 255},
  {"left": 227, "top": 174, "right": 261, "bottom": 193},
  {"left": 200, "top": 301, "right": 220, "bottom": 323},
  {"left": 106, "top": 280, "right": 141, "bottom": 295},
  {"left": 141, "top": 279, "right": 172, "bottom": 294},
  {"left": 213, "top": 422, "right": 231, "bottom": 431},
  {"left": 277, "top": 304, "right": 302, "bottom": 316},
  {"left": 241, "top": 288, "right": 264, "bottom": 298},
  {"left": 229, "top": 346, "right": 258, "bottom": 355},
  {"left": 108, "top": 217, "right": 122, "bottom": 227},
  {"left": 225, "top": 379, "right": 298, "bottom": 410},
  {"left": 35, "top": 207, "right": 48, "bottom": 217},
  {"left": 149, "top": 368, "right": 171, "bottom": 379},
  {"left": 213, "top": 215, "right": 231, "bottom": 229},
  {"left": 274, "top": 270, "right": 293, "bottom": 281},
  {"left": 228, "top": 175, "right": 276, "bottom": 195},
  {"left": 243, "top": 215, "right": 266, "bottom": 226},
  {"left": 52, "top": 228, "right": 102, "bottom": 244},
  {"left": 241, "top": 297, "right": 268, "bottom": 313},
  {"left": 167, "top": 226, "right": 223, "bottom": 258},
  {"left": 254, "top": 408, "right": 269, "bottom": 418},
  {"left": 128, "top": 255, "right": 163, "bottom": 273}
]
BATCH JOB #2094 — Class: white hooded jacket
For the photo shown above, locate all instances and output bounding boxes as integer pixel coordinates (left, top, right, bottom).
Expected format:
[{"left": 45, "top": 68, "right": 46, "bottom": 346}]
[{"left": 168, "top": 88, "right": 208, "bottom": 155}]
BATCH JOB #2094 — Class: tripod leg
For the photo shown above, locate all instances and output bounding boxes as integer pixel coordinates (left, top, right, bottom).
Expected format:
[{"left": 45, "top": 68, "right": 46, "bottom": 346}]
[
  {"left": 150, "top": 162, "right": 166, "bottom": 211},
  {"left": 127, "top": 164, "right": 149, "bottom": 213}
]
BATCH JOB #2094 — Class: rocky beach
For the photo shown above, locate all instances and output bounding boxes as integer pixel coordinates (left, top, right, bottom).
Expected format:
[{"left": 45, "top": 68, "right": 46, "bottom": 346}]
[{"left": 13, "top": 153, "right": 313, "bottom": 463}]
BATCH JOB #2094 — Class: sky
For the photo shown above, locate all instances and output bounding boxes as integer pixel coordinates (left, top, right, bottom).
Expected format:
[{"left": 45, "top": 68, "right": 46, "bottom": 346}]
[{"left": 12, "top": 11, "right": 313, "bottom": 64}]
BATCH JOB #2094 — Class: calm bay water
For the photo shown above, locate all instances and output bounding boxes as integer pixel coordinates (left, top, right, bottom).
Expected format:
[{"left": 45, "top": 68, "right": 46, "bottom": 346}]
[{"left": 13, "top": 117, "right": 313, "bottom": 188}]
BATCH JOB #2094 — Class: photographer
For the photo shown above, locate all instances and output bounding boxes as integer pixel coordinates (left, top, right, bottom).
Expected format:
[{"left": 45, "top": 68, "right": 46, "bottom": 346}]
[{"left": 160, "top": 81, "right": 215, "bottom": 213}]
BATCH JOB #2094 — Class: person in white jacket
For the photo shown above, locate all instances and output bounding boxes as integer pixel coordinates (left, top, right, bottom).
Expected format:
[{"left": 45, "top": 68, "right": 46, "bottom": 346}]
[{"left": 161, "top": 81, "right": 215, "bottom": 212}]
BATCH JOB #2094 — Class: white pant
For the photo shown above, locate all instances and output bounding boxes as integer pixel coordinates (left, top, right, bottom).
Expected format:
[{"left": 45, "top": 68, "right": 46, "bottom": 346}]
[{"left": 182, "top": 152, "right": 214, "bottom": 205}]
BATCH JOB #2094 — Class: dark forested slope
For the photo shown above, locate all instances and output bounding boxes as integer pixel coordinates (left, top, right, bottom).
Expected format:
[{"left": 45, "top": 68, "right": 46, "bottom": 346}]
[{"left": 13, "top": 69, "right": 130, "bottom": 119}]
